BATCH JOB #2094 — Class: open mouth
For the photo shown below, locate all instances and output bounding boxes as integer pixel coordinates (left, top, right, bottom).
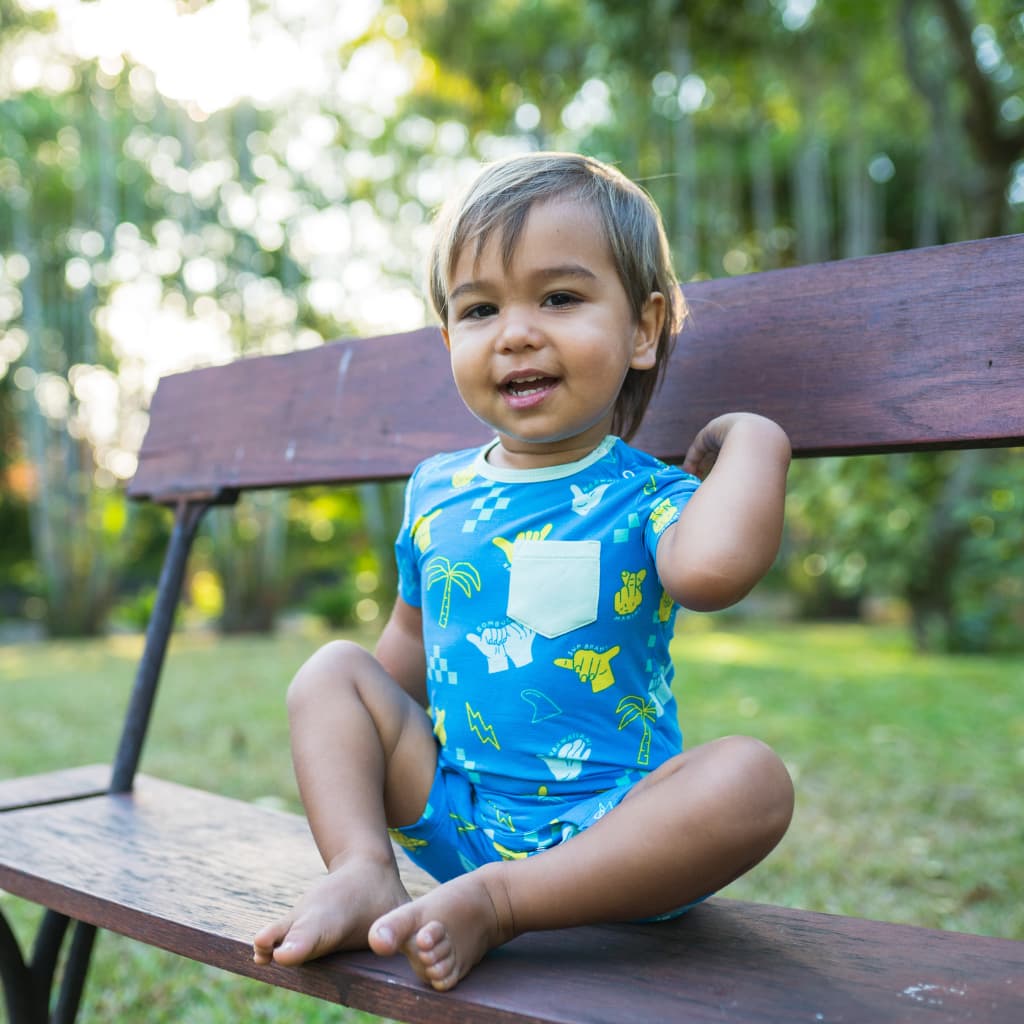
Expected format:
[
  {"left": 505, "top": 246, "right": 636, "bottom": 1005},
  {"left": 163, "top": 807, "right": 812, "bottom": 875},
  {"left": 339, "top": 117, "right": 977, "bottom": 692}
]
[{"left": 501, "top": 374, "right": 559, "bottom": 399}]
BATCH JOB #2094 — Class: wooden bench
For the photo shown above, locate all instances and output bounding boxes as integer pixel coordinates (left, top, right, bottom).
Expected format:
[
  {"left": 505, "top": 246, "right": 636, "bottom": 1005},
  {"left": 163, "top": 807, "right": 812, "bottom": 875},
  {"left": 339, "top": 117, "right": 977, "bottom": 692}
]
[{"left": 2, "top": 233, "right": 1023, "bottom": 1023}]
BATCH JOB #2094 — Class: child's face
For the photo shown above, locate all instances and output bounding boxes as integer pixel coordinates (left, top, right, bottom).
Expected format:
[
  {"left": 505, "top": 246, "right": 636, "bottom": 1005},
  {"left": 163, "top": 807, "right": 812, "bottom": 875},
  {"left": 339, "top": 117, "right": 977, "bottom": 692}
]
[{"left": 442, "top": 197, "right": 664, "bottom": 469}]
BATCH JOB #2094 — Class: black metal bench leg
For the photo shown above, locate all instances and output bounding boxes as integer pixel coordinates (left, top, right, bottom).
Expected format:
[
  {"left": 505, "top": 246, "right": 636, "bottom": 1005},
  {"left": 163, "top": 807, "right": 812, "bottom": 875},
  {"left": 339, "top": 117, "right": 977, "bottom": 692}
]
[
  {"left": 0, "top": 905, "right": 42, "bottom": 1024},
  {"left": 51, "top": 922, "right": 96, "bottom": 1024},
  {"left": 28, "top": 909, "right": 70, "bottom": 1007},
  {"left": 0, "top": 906, "right": 80, "bottom": 1024}
]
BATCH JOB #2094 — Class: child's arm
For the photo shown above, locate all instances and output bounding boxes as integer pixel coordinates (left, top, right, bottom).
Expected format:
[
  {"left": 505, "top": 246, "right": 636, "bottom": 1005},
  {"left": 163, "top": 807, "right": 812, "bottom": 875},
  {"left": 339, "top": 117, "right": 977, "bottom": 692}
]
[
  {"left": 374, "top": 595, "right": 428, "bottom": 707},
  {"left": 656, "top": 412, "right": 791, "bottom": 613}
]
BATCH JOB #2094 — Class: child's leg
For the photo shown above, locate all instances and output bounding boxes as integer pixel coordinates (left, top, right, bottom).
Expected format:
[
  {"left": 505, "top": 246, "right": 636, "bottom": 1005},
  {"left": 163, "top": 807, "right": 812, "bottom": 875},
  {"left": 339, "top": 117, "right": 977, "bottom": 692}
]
[
  {"left": 253, "top": 640, "right": 437, "bottom": 966},
  {"left": 369, "top": 734, "right": 794, "bottom": 990}
]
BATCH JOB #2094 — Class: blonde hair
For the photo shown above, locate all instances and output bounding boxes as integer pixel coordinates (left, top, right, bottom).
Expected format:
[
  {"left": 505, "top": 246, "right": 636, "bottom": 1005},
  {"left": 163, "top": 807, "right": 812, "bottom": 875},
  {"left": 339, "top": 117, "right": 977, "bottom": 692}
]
[{"left": 428, "top": 152, "right": 684, "bottom": 440}]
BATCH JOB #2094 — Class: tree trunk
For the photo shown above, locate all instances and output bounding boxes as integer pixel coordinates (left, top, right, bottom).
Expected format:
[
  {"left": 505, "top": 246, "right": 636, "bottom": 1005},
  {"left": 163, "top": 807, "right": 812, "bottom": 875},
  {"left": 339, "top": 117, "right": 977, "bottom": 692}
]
[
  {"left": 905, "top": 450, "right": 983, "bottom": 651},
  {"left": 794, "top": 136, "right": 831, "bottom": 265},
  {"left": 667, "top": 11, "right": 699, "bottom": 277},
  {"left": 750, "top": 126, "right": 777, "bottom": 269}
]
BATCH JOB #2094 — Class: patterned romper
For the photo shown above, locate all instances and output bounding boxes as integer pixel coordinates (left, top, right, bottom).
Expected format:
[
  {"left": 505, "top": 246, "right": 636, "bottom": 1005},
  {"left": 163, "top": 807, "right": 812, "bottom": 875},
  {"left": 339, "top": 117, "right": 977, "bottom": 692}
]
[{"left": 390, "top": 435, "right": 701, "bottom": 887}]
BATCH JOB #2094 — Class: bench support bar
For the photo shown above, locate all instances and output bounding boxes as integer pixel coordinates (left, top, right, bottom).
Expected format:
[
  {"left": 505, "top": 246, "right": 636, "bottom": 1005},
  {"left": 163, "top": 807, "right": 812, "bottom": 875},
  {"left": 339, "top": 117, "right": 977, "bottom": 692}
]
[
  {"left": 110, "top": 499, "right": 209, "bottom": 793},
  {"left": 0, "top": 909, "right": 97, "bottom": 1024},
  {"left": 1, "top": 908, "right": 68, "bottom": 1024},
  {"left": 0, "top": 908, "right": 37, "bottom": 1024}
]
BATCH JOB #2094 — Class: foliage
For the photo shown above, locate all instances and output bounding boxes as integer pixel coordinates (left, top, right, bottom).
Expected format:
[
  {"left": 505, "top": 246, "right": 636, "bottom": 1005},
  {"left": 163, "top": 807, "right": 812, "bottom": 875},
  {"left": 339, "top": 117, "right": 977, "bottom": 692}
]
[
  {"left": 784, "top": 449, "right": 1024, "bottom": 651},
  {"left": 397, "top": 0, "right": 1024, "bottom": 263},
  {"left": 1, "top": 1, "right": 1022, "bottom": 647}
]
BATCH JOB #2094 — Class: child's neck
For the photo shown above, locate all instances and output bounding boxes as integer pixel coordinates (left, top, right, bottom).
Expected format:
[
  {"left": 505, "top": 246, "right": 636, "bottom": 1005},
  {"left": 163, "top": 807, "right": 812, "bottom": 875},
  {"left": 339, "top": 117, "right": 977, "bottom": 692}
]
[{"left": 486, "top": 435, "right": 611, "bottom": 471}]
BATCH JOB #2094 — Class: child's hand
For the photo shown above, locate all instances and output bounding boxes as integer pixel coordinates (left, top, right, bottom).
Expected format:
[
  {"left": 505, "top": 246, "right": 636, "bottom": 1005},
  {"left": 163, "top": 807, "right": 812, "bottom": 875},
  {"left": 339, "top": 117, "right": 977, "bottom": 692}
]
[
  {"left": 661, "top": 412, "right": 790, "bottom": 612},
  {"left": 683, "top": 412, "right": 776, "bottom": 478}
]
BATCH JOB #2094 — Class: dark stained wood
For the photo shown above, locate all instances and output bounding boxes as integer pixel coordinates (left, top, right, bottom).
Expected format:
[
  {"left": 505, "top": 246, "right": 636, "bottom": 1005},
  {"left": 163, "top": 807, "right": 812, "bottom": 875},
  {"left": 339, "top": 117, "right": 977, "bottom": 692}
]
[
  {"left": 129, "top": 235, "right": 1024, "bottom": 501},
  {"left": 0, "top": 764, "right": 109, "bottom": 812},
  {"left": 638, "top": 233, "right": 1024, "bottom": 459},
  {"left": 127, "top": 327, "right": 489, "bottom": 501},
  {"left": 0, "top": 774, "right": 1021, "bottom": 1023}
]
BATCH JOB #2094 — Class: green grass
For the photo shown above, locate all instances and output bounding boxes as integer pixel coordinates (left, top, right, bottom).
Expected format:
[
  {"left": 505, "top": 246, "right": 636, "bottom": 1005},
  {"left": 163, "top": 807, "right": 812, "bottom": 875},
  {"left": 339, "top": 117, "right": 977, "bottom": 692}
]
[
  {"left": 673, "top": 620, "right": 1023, "bottom": 937},
  {"left": 1, "top": 620, "right": 1021, "bottom": 1022}
]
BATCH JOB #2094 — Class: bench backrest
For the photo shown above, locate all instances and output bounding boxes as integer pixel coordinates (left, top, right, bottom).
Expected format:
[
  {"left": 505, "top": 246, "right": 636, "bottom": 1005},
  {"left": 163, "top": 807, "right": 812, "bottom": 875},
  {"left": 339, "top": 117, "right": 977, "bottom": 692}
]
[{"left": 128, "top": 234, "right": 1024, "bottom": 505}]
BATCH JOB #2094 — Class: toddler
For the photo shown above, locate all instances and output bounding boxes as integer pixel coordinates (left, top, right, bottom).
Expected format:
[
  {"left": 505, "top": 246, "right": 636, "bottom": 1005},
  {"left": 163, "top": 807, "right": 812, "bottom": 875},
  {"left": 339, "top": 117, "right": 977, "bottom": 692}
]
[{"left": 254, "top": 151, "right": 794, "bottom": 991}]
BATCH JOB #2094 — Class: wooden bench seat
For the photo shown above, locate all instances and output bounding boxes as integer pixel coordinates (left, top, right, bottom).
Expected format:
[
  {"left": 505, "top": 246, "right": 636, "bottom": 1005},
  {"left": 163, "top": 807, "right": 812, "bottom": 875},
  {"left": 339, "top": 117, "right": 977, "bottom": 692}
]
[
  {"left": 3, "top": 769, "right": 1021, "bottom": 1023},
  {"left": 2, "top": 233, "right": 1023, "bottom": 1022}
]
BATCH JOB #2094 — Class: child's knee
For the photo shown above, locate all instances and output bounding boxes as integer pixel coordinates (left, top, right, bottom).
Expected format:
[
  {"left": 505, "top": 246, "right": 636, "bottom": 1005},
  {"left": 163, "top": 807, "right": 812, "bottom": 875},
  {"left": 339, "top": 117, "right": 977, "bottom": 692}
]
[
  {"left": 721, "top": 734, "right": 794, "bottom": 839},
  {"left": 286, "top": 640, "right": 369, "bottom": 713}
]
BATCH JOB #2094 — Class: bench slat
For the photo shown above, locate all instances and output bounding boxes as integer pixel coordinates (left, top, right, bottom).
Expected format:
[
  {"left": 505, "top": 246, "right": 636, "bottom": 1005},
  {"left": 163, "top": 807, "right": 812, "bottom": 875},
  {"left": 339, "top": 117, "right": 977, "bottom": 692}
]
[
  {"left": 0, "top": 764, "right": 110, "bottom": 812},
  {"left": 641, "top": 233, "right": 1024, "bottom": 459},
  {"left": 1, "top": 773, "right": 1021, "bottom": 1023},
  {"left": 127, "top": 328, "right": 489, "bottom": 501},
  {"left": 128, "top": 234, "right": 1024, "bottom": 501}
]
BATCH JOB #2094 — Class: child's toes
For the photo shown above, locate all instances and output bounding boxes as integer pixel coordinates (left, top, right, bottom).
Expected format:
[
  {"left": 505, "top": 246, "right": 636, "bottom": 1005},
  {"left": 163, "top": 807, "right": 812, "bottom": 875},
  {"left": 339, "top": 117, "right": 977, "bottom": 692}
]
[
  {"left": 412, "top": 926, "right": 457, "bottom": 988},
  {"left": 426, "top": 953, "right": 460, "bottom": 992},
  {"left": 414, "top": 920, "right": 448, "bottom": 954},
  {"left": 370, "top": 903, "right": 422, "bottom": 956},
  {"left": 253, "top": 918, "right": 292, "bottom": 963},
  {"left": 266, "top": 922, "right": 324, "bottom": 965},
  {"left": 424, "top": 945, "right": 456, "bottom": 978}
]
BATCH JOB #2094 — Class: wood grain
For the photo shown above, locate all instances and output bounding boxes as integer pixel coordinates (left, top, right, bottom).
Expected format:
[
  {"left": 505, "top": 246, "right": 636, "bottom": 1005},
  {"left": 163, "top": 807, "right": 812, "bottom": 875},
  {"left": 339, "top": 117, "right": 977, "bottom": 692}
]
[
  {"left": 0, "top": 764, "right": 110, "bottom": 812},
  {"left": 1, "top": 773, "right": 1021, "bottom": 1023},
  {"left": 128, "top": 235, "right": 1024, "bottom": 501},
  {"left": 638, "top": 232, "right": 1024, "bottom": 458}
]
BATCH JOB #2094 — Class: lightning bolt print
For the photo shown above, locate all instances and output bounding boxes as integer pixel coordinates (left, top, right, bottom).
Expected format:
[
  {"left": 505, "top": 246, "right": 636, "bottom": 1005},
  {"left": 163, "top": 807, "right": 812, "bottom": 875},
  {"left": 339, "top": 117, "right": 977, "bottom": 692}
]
[{"left": 465, "top": 702, "right": 501, "bottom": 749}]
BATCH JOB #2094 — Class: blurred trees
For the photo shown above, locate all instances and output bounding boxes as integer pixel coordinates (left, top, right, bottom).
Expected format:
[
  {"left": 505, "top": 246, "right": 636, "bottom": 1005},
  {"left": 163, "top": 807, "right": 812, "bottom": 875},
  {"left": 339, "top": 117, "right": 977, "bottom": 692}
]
[
  {"left": 0, "top": 0, "right": 1022, "bottom": 648},
  {"left": 1, "top": 1, "right": 417, "bottom": 633},
  {"left": 786, "top": 450, "right": 1024, "bottom": 652},
  {"left": 393, "top": 0, "right": 1024, "bottom": 651}
]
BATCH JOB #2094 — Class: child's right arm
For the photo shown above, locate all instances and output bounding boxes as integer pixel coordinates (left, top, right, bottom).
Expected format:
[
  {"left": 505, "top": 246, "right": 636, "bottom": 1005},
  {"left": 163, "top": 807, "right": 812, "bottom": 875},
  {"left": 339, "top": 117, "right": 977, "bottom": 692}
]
[
  {"left": 656, "top": 412, "right": 790, "bottom": 613},
  {"left": 374, "top": 595, "right": 428, "bottom": 707}
]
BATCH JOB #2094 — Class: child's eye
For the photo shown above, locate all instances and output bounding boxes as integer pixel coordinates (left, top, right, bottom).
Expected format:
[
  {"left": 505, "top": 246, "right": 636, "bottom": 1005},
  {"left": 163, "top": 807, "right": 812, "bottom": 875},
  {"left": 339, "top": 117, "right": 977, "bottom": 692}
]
[
  {"left": 544, "top": 292, "right": 579, "bottom": 308},
  {"left": 463, "top": 303, "right": 498, "bottom": 320}
]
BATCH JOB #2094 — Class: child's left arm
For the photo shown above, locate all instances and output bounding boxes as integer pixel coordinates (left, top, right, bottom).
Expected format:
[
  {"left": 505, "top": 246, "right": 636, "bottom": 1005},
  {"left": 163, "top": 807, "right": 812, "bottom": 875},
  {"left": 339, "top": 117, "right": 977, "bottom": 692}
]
[{"left": 656, "top": 412, "right": 791, "bottom": 613}]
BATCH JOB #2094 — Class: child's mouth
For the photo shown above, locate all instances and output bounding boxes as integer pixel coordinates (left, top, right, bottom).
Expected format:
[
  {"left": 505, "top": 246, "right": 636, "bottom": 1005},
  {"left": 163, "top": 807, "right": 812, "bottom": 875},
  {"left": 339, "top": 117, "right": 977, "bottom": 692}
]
[{"left": 501, "top": 374, "right": 559, "bottom": 408}]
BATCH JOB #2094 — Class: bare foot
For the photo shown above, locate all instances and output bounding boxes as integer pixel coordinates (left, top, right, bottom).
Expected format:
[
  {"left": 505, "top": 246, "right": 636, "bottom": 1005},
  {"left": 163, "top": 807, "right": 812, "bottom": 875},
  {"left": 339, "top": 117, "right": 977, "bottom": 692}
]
[
  {"left": 254, "top": 853, "right": 411, "bottom": 966},
  {"left": 367, "top": 862, "right": 515, "bottom": 991}
]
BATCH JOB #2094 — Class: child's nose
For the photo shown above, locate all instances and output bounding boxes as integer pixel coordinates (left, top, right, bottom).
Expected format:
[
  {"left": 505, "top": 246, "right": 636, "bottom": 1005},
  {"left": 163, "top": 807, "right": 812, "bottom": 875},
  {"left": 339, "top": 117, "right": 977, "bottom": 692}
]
[{"left": 497, "top": 308, "right": 540, "bottom": 351}]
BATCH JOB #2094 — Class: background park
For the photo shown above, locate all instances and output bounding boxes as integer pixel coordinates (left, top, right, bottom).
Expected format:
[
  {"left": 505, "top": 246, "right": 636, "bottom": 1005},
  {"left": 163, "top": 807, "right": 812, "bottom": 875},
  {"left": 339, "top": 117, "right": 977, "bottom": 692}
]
[{"left": 1, "top": 0, "right": 1022, "bottom": 1020}]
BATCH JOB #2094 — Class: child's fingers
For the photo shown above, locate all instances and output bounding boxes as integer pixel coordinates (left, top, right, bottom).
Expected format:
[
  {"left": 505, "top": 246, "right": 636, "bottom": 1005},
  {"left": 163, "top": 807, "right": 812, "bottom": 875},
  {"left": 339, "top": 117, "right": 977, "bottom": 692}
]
[{"left": 683, "top": 428, "right": 724, "bottom": 478}]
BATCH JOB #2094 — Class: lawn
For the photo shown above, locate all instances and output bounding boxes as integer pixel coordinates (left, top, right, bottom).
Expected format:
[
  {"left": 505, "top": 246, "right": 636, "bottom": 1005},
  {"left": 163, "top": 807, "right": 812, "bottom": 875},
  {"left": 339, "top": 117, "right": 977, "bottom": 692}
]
[{"left": 1, "top": 619, "right": 1021, "bottom": 1022}]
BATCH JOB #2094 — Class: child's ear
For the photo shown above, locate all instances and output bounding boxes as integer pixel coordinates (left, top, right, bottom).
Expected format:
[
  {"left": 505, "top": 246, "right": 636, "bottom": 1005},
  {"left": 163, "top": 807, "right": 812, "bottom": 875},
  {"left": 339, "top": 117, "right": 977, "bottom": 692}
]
[{"left": 630, "top": 292, "right": 664, "bottom": 370}]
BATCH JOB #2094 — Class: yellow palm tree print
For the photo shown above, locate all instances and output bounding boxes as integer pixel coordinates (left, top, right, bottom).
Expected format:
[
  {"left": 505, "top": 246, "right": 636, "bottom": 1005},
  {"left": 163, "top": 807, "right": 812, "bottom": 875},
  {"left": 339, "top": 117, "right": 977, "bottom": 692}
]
[
  {"left": 616, "top": 695, "right": 658, "bottom": 766},
  {"left": 425, "top": 556, "right": 482, "bottom": 627}
]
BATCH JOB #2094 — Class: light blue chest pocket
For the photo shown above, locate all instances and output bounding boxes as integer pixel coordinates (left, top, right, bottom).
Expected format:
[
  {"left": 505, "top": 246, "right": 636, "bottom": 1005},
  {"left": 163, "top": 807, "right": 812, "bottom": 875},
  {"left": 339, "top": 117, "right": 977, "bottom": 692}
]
[{"left": 507, "top": 539, "right": 601, "bottom": 639}]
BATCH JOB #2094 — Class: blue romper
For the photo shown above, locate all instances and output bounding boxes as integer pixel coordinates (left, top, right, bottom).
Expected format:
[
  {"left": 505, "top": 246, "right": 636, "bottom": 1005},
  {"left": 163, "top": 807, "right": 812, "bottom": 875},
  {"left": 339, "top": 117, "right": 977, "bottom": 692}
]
[{"left": 390, "top": 435, "right": 701, "bottom": 884}]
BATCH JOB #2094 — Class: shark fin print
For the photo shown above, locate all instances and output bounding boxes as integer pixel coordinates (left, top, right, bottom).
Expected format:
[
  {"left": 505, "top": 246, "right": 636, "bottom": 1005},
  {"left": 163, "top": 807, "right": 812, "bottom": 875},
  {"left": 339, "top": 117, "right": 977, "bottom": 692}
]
[{"left": 520, "top": 688, "right": 563, "bottom": 723}]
